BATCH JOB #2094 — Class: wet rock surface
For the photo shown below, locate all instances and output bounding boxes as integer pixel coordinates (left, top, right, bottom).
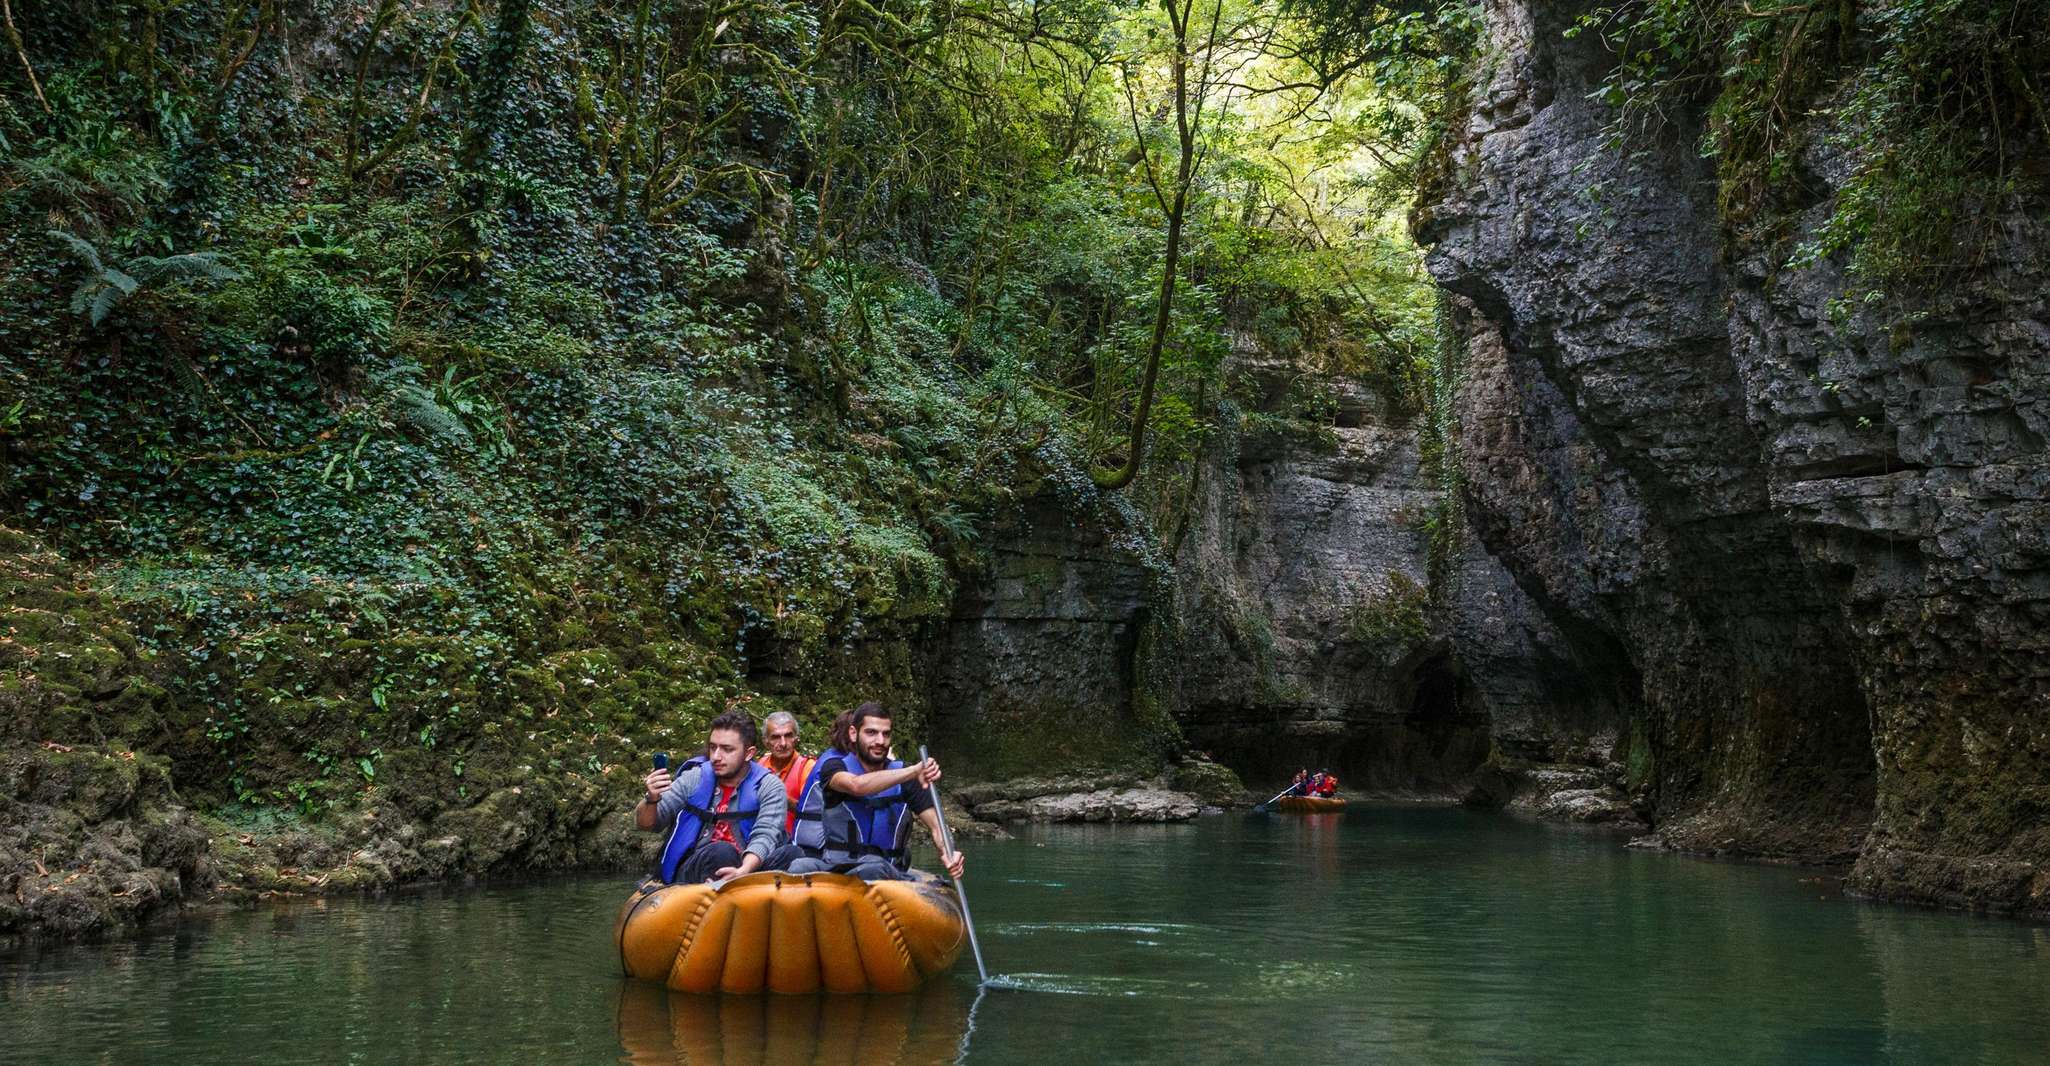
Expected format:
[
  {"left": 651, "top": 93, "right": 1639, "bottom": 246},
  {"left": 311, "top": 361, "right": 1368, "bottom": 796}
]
[
  {"left": 927, "top": 491, "right": 1174, "bottom": 779},
  {"left": 1423, "top": 0, "right": 2049, "bottom": 909},
  {"left": 971, "top": 788, "right": 1203, "bottom": 824},
  {"left": 1465, "top": 757, "right": 1646, "bottom": 830},
  {"left": 951, "top": 770, "right": 1204, "bottom": 823},
  {"left": 1516, "top": 765, "right": 1642, "bottom": 828}
]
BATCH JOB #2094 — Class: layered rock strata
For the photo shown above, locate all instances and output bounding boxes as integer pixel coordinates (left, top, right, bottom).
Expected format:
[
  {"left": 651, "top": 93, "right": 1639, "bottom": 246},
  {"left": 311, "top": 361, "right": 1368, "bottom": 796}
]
[
  {"left": 927, "top": 490, "right": 1175, "bottom": 778},
  {"left": 1165, "top": 350, "right": 1628, "bottom": 796},
  {"left": 1169, "top": 358, "right": 1483, "bottom": 789},
  {"left": 1422, "top": 0, "right": 2048, "bottom": 909}
]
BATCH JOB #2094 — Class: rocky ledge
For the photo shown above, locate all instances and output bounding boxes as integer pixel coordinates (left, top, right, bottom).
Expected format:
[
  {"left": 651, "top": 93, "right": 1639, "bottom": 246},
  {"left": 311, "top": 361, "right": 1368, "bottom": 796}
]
[
  {"left": 1468, "top": 761, "right": 1646, "bottom": 831},
  {"left": 949, "top": 763, "right": 1243, "bottom": 824},
  {"left": 973, "top": 788, "right": 1203, "bottom": 824}
]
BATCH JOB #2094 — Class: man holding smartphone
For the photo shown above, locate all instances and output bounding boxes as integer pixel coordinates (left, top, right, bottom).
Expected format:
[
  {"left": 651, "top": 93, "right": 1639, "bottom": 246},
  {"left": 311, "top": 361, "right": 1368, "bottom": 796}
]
[{"left": 635, "top": 712, "right": 788, "bottom": 883}]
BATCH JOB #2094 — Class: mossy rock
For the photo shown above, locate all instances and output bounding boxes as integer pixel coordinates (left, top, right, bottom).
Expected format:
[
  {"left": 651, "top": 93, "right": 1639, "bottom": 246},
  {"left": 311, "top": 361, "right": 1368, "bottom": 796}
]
[
  {"left": 1, "top": 744, "right": 205, "bottom": 939},
  {"left": 1169, "top": 759, "right": 1249, "bottom": 806}
]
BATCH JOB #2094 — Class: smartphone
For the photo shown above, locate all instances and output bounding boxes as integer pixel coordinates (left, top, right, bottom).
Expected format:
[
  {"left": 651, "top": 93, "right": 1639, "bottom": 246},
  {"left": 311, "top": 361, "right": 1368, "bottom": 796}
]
[{"left": 653, "top": 753, "right": 669, "bottom": 771}]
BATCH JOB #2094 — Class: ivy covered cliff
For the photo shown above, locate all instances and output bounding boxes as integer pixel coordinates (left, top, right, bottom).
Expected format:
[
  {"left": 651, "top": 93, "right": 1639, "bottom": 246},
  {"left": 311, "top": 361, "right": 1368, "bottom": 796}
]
[{"left": 0, "top": 0, "right": 1459, "bottom": 936}]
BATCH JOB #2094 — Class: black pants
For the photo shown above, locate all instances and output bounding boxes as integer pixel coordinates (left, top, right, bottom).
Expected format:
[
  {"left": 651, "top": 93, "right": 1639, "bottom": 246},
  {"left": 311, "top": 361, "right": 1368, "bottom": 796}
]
[
  {"left": 760, "top": 843, "right": 808, "bottom": 872},
  {"left": 673, "top": 841, "right": 743, "bottom": 884},
  {"left": 783, "top": 854, "right": 915, "bottom": 881}
]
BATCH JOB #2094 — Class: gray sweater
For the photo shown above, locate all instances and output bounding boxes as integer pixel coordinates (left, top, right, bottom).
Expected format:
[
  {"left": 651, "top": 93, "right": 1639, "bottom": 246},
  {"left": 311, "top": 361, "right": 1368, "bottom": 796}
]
[{"left": 653, "top": 763, "right": 788, "bottom": 862}]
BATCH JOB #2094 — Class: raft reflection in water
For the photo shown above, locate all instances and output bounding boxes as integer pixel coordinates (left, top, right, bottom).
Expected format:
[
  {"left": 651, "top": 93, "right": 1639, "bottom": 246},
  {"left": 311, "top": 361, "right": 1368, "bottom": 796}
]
[
  {"left": 615, "top": 979, "right": 969, "bottom": 1065},
  {"left": 617, "top": 870, "right": 967, "bottom": 993}
]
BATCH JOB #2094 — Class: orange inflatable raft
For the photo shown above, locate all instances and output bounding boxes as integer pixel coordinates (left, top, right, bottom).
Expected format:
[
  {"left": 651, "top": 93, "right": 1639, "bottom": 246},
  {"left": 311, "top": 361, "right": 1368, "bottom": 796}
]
[
  {"left": 616, "top": 871, "right": 967, "bottom": 994},
  {"left": 1275, "top": 795, "right": 1347, "bottom": 813}
]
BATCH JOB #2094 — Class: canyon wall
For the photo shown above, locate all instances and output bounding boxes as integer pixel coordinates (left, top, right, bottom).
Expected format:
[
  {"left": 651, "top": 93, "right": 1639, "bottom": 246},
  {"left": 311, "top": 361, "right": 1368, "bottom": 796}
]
[
  {"left": 1420, "top": 0, "right": 2048, "bottom": 910},
  {"left": 1168, "top": 351, "right": 1626, "bottom": 797}
]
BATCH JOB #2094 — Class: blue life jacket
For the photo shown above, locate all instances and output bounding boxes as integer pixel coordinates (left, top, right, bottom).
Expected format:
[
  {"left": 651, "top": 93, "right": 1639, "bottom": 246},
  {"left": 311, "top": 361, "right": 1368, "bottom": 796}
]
[
  {"left": 790, "top": 747, "right": 850, "bottom": 852},
  {"left": 816, "top": 756, "right": 911, "bottom": 869},
  {"left": 658, "top": 758, "right": 771, "bottom": 883}
]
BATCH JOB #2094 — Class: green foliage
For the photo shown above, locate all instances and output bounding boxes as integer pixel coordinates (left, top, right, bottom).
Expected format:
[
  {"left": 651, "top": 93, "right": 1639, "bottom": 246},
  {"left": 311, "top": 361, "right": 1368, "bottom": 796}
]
[
  {"left": 1577, "top": 1, "right": 1855, "bottom": 227},
  {"left": 1786, "top": 1, "right": 2049, "bottom": 294},
  {"left": 48, "top": 230, "right": 239, "bottom": 326},
  {"left": 368, "top": 362, "right": 513, "bottom": 457},
  {"left": 1417, "top": 291, "right": 1466, "bottom": 590},
  {"left": 0, "top": 0, "right": 1466, "bottom": 819},
  {"left": 1345, "top": 571, "right": 1432, "bottom": 647},
  {"left": 6, "top": 76, "right": 167, "bottom": 236},
  {"left": 1578, "top": 0, "right": 2048, "bottom": 297}
]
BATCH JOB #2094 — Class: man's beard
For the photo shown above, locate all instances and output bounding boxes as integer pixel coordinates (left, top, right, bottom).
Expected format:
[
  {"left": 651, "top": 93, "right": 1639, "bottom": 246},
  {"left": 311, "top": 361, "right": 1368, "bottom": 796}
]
[{"left": 861, "top": 744, "right": 888, "bottom": 767}]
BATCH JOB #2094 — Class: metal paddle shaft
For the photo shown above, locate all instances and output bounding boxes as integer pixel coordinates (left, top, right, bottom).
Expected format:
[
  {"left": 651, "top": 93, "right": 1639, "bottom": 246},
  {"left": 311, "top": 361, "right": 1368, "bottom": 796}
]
[
  {"left": 919, "top": 745, "right": 989, "bottom": 985},
  {"left": 1254, "top": 782, "right": 1301, "bottom": 812}
]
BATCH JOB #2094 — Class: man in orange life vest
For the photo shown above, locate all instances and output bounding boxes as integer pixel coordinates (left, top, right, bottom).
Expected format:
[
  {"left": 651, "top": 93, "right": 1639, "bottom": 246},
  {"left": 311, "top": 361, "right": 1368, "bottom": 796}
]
[
  {"left": 635, "top": 711, "right": 788, "bottom": 884},
  {"left": 757, "top": 710, "right": 814, "bottom": 836}
]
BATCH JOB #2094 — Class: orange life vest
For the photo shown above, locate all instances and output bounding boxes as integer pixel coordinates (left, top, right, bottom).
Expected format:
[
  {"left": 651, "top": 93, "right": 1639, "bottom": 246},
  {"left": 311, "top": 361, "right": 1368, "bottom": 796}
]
[{"left": 758, "top": 752, "right": 815, "bottom": 835}]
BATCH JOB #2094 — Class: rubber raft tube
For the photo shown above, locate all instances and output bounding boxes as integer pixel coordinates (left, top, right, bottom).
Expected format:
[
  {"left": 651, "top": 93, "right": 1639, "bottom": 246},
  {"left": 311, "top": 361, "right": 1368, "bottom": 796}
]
[
  {"left": 616, "top": 870, "right": 967, "bottom": 994},
  {"left": 1275, "top": 795, "right": 1347, "bottom": 813}
]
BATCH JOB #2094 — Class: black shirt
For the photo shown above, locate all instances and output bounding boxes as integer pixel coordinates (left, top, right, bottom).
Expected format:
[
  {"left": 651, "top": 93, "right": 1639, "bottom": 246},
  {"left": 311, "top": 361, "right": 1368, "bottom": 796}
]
[{"left": 817, "top": 756, "right": 935, "bottom": 814}]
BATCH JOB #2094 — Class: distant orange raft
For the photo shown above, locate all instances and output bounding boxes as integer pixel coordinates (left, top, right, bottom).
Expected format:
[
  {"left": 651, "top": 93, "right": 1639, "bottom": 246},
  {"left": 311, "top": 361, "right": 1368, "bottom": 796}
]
[
  {"left": 1275, "top": 796, "right": 1347, "bottom": 813},
  {"left": 616, "top": 871, "right": 967, "bottom": 994}
]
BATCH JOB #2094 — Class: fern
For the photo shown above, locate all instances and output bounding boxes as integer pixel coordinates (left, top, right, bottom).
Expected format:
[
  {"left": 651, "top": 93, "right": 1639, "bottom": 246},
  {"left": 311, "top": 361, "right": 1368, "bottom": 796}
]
[
  {"left": 47, "top": 231, "right": 239, "bottom": 326},
  {"left": 48, "top": 229, "right": 106, "bottom": 273},
  {"left": 368, "top": 363, "right": 476, "bottom": 448},
  {"left": 131, "top": 251, "right": 239, "bottom": 285},
  {"left": 10, "top": 137, "right": 166, "bottom": 235},
  {"left": 81, "top": 269, "right": 139, "bottom": 325}
]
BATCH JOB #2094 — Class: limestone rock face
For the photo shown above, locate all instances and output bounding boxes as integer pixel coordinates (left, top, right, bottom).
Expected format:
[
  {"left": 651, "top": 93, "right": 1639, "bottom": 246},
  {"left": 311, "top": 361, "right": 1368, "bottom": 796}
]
[
  {"left": 1171, "top": 357, "right": 1460, "bottom": 787},
  {"left": 971, "top": 787, "right": 1202, "bottom": 824},
  {"left": 950, "top": 772, "right": 1144, "bottom": 807},
  {"left": 1, "top": 529, "right": 208, "bottom": 940},
  {"left": 950, "top": 769, "right": 1202, "bottom": 823},
  {"left": 0, "top": 746, "right": 207, "bottom": 939},
  {"left": 927, "top": 490, "right": 1173, "bottom": 779},
  {"left": 1422, "top": 0, "right": 2049, "bottom": 909},
  {"left": 1168, "top": 343, "right": 1631, "bottom": 795}
]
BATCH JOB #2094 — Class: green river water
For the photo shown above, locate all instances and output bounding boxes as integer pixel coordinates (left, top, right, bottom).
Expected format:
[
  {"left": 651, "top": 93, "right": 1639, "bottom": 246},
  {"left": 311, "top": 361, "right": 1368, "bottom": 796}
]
[{"left": 5, "top": 806, "right": 2048, "bottom": 1064}]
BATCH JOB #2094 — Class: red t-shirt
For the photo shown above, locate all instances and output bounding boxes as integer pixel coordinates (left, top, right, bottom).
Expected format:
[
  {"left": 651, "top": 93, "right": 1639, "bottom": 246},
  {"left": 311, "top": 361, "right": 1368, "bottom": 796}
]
[{"left": 707, "top": 784, "right": 738, "bottom": 845}]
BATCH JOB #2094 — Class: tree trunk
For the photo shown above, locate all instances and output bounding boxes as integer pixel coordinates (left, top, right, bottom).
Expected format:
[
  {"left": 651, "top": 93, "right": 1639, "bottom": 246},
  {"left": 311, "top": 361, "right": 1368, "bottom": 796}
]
[{"left": 456, "top": 0, "right": 534, "bottom": 272}]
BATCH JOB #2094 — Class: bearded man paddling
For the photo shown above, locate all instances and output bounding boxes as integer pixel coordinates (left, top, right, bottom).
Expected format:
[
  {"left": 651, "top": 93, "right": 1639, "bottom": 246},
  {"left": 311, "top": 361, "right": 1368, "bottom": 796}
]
[
  {"left": 786, "top": 702, "right": 964, "bottom": 882},
  {"left": 635, "top": 711, "right": 788, "bottom": 884}
]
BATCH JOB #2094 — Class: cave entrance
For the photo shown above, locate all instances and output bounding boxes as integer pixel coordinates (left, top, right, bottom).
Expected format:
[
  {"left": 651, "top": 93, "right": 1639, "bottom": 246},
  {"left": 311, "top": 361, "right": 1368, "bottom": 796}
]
[
  {"left": 1329, "top": 652, "right": 1491, "bottom": 792},
  {"left": 1401, "top": 653, "right": 1492, "bottom": 787}
]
